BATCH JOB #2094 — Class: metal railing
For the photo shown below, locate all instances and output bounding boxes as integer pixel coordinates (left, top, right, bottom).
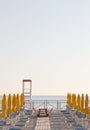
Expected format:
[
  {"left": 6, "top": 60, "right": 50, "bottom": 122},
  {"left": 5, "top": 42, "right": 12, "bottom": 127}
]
[{"left": 25, "top": 99, "right": 66, "bottom": 110}]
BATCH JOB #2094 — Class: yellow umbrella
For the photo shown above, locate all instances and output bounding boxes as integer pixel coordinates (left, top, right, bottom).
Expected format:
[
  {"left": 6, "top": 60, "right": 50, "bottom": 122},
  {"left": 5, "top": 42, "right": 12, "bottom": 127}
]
[
  {"left": 20, "top": 93, "right": 25, "bottom": 109},
  {"left": 16, "top": 94, "right": 20, "bottom": 111},
  {"left": 22, "top": 93, "right": 25, "bottom": 107},
  {"left": 12, "top": 94, "right": 17, "bottom": 112},
  {"left": 74, "top": 94, "right": 77, "bottom": 109},
  {"left": 1, "top": 94, "right": 7, "bottom": 118},
  {"left": 7, "top": 94, "right": 12, "bottom": 115},
  {"left": 72, "top": 94, "right": 76, "bottom": 109},
  {"left": 85, "top": 94, "right": 89, "bottom": 114},
  {"left": 85, "top": 94, "right": 88, "bottom": 108},
  {"left": 77, "top": 94, "right": 81, "bottom": 110},
  {"left": 81, "top": 94, "right": 84, "bottom": 112}
]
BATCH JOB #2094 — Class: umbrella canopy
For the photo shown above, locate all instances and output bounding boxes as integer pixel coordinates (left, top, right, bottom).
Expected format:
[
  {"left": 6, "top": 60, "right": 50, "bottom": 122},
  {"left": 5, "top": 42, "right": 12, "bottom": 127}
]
[
  {"left": 72, "top": 94, "right": 76, "bottom": 109},
  {"left": 81, "top": 94, "right": 84, "bottom": 112},
  {"left": 12, "top": 94, "right": 17, "bottom": 112},
  {"left": 20, "top": 93, "right": 25, "bottom": 109},
  {"left": 85, "top": 94, "right": 89, "bottom": 114},
  {"left": 1, "top": 94, "right": 7, "bottom": 118},
  {"left": 77, "top": 94, "right": 81, "bottom": 110},
  {"left": 17, "top": 94, "right": 20, "bottom": 111},
  {"left": 85, "top": 94, "right": 88, "bottom": 109},
  {"left": 67, "top": 93, "right": 72, "bottom": 106},
  {"left": 7, "top": 94, "right": 12, "bottom": 115}
]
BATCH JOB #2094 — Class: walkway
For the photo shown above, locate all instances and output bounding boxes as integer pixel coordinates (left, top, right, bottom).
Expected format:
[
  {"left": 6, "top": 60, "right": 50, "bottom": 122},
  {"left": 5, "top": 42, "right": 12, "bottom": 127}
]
[{"left": 35, "top": 117, "right": 50, "bottom": 130}]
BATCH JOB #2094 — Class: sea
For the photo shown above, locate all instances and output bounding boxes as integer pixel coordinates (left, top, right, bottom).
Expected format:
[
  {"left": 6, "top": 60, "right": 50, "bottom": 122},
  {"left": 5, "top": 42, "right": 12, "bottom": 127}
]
[{"left": 32, "top": 95, "right": 66, "bottom": 100}]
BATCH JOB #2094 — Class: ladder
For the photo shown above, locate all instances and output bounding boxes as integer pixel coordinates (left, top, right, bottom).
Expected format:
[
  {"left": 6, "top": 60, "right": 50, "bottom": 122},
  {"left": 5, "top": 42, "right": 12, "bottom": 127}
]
[{"left": 22, "top": 79, "right": 32, "bottom": 109}]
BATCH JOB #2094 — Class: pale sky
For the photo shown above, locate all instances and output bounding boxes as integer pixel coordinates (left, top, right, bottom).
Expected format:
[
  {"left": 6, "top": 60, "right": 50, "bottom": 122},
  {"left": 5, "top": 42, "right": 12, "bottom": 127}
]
[{"left": 0, "top": 0, "right": 90, "bottom": 96}]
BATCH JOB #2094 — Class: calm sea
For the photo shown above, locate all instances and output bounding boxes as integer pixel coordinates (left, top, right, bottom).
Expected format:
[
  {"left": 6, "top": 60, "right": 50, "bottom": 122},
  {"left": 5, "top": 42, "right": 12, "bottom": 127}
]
[{"left": 32, "top": 95, "right": 66, "bottom": 100}]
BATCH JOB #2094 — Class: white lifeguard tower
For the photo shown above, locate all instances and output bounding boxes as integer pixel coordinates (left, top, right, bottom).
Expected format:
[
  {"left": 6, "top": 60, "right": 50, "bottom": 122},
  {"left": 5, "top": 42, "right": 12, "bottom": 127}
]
[{"left": 22, "top": 79, "right": 32, "bottom": 110}]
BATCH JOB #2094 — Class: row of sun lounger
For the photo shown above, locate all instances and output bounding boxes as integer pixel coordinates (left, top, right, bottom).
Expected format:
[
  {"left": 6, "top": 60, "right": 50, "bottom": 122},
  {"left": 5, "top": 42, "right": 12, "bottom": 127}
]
[
  {"left": 0, "top": 108, "right": 90, "bottom": 130},
  {"left": 0, "top": 109, "right": 34, "bottom": 130}
]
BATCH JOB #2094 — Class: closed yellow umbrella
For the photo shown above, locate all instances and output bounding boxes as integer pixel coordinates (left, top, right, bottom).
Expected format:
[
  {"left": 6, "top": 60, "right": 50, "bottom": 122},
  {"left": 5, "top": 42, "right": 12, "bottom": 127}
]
[
  {"left": 85, "top": 94, "right": 88, "bottom": 108},
  {"left": 81, "top": 94, "right": 84, "bottom": 112},
  {"left": 74, "top": 94, "right": 76, "bottom": 109},
  {"left": 15, "top": 94, "right": 17, "bottom": 110},
  {"left": 67, "top": 93, "right": 72, "bottom": 106},
  {"left": 22, "top": 93, "right": 25, "bottom": 107},
  {"left": 7, "top": 94, "right": 12, "bottom": 115},
  {"left": 17, "top": 94, "right": 20, "bottom": 111},
  {"left": 12, "top": 94, "right": 17, "bottom": 112},
  {"left": 71, "top": 94, "right": 74, "bottom": 107},
  {"left": 85, "top": 94, "right": 89, "bottom": 114},
  {"left": 71, "top": 94, "right": 76, "bottom": 109},
  {"left": 77, "top": 94, "right": 81, "bottom": 110},
  {"left": 20, "top": 93, "right": 25, "bottom": 109},
  {"left": 1, "top": 94, "right": 7, "bottom": 118}
]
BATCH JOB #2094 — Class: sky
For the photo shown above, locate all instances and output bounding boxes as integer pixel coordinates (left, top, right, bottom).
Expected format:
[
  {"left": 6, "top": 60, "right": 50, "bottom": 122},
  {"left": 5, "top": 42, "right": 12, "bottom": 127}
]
[{"left": 0, "top": 0, "right": 90, "bottom": 96}]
